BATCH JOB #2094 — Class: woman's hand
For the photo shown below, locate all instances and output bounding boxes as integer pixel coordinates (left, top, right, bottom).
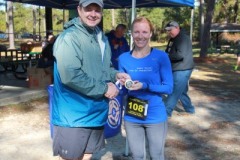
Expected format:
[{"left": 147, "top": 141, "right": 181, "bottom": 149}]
[{"left": 128, "top": 81, "right": 143, "bottom": 90}]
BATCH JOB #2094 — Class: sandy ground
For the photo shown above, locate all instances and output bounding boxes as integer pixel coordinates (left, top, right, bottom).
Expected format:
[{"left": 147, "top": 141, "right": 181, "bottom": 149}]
[{"left": 0, "top": 54, "right": 240, "bottom": 160}]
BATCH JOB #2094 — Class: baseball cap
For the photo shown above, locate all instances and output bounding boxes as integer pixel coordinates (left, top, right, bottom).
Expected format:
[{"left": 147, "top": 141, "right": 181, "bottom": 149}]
[
  {"left": 165, "top": 21, "right": 179, "bottom": 31},
  {"left": 79, "top": 0, "right": 103, "bottom": 8}
]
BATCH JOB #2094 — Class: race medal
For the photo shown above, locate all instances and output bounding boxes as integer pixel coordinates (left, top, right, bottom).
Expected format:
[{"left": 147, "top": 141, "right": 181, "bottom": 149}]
[
  {"left": 125, "top": 96, "right": 148, "bottom": 119},
  {"left": 125, "top": 79, "right": 134, "bottom": 89}
]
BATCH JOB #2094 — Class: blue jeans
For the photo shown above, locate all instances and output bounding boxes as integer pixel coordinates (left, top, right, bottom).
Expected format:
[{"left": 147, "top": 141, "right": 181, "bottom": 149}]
[
  {"left": 165, "top": 69, "right": 195, "bottom": 117},
  {"left": 124, "top": 121, "right": 167, "bottom": 160}
]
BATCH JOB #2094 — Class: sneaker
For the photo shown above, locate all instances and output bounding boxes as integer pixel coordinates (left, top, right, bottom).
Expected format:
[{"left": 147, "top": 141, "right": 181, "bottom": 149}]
[
  {"left": 174, "top": 106, "right": 184, "bottom": 112},
  {"left": 177, "top": 112, "right": 195, "bottom": 116}
]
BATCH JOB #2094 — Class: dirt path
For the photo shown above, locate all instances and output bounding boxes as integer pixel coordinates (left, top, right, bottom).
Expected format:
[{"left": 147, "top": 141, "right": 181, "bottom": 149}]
[{"left": 0, "top": 54, "right": 240, "bottom": 160}]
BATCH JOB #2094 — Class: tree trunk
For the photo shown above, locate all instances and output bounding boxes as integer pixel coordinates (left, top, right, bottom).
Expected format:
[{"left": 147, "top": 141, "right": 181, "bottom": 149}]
[
  {"left": 222, "top": 0, "right": 229, "bottom": 23},
  {"left": 5, "top": 2, "right": 8, "bottom": 36},
  {"left": 111, "top": 9, "right": 115, "bottom": 29},
  {"left": 233, "top": 0, "right": 239, "bottom": 23},
  {"left": 45, "top": 7, "right": 53, "bottom": 38},
  {"left": 199, "top": 0, "right": 204, "bottom": 46},
  {"left": 199, "top": 0, "right": 216, "bottom": 58},
  {"left": 7, "top": 1, "right": 15, "bottom": 49},
  {"left": 33, "top": 6, "right": 37, "bottom": 41}
]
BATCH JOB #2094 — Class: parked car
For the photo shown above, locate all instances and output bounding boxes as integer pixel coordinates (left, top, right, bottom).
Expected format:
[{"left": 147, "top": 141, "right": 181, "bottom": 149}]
[
  {"left": 0, "top": 31, "right": 7, "bottom": 39},
  {"left": 21, "top": 33, "right": 33, "bottom": 39},
  {"left": 33, "top": 34, "right": 41, "bottom": 40},
  {"left": 21, "top": 32, "right": 41, "bottom": 41}
]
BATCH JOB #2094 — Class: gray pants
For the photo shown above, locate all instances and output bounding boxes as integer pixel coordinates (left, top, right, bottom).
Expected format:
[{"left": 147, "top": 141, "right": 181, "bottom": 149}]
[{"left": 124, "top": 121, "right": 168, "bottom": 160}]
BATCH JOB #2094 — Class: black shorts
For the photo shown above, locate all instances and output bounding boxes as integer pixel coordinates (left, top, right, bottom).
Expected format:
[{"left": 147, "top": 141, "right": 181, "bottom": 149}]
[{"left": 53, "top": 125, "right": 105, "bottom": 159}]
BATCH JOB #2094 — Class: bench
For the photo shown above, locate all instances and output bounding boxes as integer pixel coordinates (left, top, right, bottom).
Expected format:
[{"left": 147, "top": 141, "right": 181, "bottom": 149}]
[{"left": 0, "top": 49, "right": 41, "bottom": 73}]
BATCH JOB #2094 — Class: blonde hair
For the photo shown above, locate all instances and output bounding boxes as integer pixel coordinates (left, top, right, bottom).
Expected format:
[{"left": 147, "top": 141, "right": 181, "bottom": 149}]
[{"left": 131, "top": 17, "right": 154, "bottom": 34}]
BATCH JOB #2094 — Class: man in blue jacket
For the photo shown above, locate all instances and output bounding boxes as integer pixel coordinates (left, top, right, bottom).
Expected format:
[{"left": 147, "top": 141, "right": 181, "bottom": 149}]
[
  {"left": 106, "top": 24, "right": 130, "bottom": 69},
  {"left": 52, "top": 0, "right": 130, "bottom": 159},
  {"left": 164, "top": 21, "right": 195, "bottom": 117}
]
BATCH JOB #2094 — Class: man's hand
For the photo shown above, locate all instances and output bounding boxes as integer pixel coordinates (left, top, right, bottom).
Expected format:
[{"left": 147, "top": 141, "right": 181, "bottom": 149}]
[
  {"left": 116, "top": 73, "right": 131, "bottom": 86},
  {"left": 104, "top": 82, "right": 119, "bottom": 99}
]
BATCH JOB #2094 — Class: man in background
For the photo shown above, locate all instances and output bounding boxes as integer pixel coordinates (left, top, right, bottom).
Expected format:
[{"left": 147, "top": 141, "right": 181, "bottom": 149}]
[
  {"left": 164, "top": 21, "right": 195, "bottom": 118},
  {"left": 37, "top": 34, "right": 56, "bottom": 68},
  {"left": 106, "top": 24, "right": 130, "bottom": 69}
]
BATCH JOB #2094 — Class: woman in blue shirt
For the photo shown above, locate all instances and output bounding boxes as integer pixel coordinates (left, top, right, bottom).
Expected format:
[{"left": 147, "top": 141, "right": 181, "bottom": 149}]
[{"left": 118, "top": 17, "right": 173, "bottom": 160}]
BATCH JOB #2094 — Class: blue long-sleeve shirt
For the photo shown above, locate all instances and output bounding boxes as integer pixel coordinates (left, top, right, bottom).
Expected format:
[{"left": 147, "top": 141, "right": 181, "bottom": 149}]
[{"left": 118, "top": 48, "right": 173, "bottom": 123}]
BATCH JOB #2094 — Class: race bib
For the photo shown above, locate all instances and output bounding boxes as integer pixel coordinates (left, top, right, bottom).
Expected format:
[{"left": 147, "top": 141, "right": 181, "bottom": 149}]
[{"left": 125, "top": 96, "right": 148, "bottom": 120}]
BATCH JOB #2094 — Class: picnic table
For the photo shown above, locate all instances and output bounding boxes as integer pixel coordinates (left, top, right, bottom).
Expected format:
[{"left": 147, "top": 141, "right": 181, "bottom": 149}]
[{"left": 0, "top": 49, "right": 41, "bottom": 79}]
